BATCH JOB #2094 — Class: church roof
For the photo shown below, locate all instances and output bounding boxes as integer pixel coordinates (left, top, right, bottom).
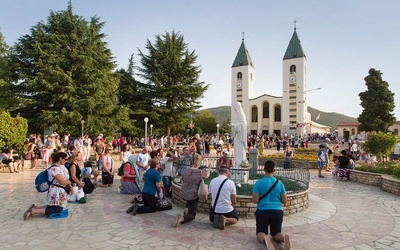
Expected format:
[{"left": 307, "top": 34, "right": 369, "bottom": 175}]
[
  {"left": 232, "top": 40, "right": 254, "bottom": 68},
  {"left": 283, "top": 29, "right": 306, "bottom": 60}
]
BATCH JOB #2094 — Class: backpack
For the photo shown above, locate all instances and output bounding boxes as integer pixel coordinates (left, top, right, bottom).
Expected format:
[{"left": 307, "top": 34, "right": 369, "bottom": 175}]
[
  {"left": 117, "top": 162, "right": 129, "bottom": 176},
  {"left": 35, "top": 164, "right": 58, "bottom": 192},
  {"left": 82, "top": 177, "right": 95, "bottom": 194}
]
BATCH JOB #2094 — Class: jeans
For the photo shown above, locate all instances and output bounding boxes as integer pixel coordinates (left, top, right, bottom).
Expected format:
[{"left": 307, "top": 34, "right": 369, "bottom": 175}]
[
  {"left": 139, "top": 192, "right": 158, "bottom": 214},
  {"left": 183, "top": 198, "right": 199, "bottom": 223},
  {"left": 162, "top": 176, "right": 172, "bottom": 195}
]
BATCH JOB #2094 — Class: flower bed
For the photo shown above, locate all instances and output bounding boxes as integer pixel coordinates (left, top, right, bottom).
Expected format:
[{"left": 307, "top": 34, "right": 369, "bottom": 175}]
[
  {"left": 350, "top": 169, "right": 400, "bottom": 195},
  {"left": 171, "top": 182, "right": 309, "bottom": 217}
]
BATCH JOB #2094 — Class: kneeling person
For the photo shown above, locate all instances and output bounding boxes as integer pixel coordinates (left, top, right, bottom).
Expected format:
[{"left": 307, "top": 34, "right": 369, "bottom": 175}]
[{"left": 209, "top": 168, "right": 238, "bottom": 229}]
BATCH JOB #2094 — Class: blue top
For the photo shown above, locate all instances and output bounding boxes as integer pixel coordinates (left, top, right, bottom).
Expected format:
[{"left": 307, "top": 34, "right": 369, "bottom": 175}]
[
  {"left": 142, "top": 168, "right": 161, "bottom": 196},
  {"left": 253, "top": 176, "right": 286, "bottom": 210}
]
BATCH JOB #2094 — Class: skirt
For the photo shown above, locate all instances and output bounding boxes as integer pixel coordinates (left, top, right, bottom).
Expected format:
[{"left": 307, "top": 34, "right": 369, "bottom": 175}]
[{"left": 120, "top": 181, "right": 141, "bottom": 195}]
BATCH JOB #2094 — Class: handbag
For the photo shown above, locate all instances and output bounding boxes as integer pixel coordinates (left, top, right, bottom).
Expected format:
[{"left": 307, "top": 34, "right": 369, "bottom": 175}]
[
  {"left": 157, "top": 188, "right": 172, "bottom": 211},
  {"left": 209, "top": 178, "right": 228, "bottom": 222},
  {"left": 197, "top": 178, "right": 209, "bottom": 200}
]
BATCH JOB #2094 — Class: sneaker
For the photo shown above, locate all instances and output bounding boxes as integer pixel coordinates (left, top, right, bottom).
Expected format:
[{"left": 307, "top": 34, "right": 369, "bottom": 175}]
[
  {"left": 218, "top": 215, "right": 226, "bottom": 230},
  {"left": 134, "top": 197, "right": 144, "bottom": 204},
  {"left": 263, "top": 236, "right": 275, "bottom": 250},
  {"left": 213, "top": 214, "right": 220, "bottom": 228},
  {"left": 126, "top": 205, "right": 135, "bottom": 214},
  {"left": 284, "top": 235, "right": 291, "bottom": 250},
  {"left": 318, "top": 175, "right": 325, "bottom": 178},
  {"left": 132, "top": 204, "right": 139, "bottom": 216}
]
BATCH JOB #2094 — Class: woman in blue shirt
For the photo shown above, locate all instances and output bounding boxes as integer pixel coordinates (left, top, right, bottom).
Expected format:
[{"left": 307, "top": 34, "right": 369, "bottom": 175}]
[{"left": 252, "top": 160, "right": 291, "bottom": 250}]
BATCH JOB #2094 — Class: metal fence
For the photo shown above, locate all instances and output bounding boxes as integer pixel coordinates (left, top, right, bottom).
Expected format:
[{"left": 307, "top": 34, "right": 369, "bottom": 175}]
[{"left": 172, "top": 156, "right": 310, "bottom": 194}]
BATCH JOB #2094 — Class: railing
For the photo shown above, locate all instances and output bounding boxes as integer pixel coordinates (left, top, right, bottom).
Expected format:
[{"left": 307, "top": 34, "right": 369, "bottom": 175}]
[{"left": 172, "top": 156, "right": 310, "bottom": 194}]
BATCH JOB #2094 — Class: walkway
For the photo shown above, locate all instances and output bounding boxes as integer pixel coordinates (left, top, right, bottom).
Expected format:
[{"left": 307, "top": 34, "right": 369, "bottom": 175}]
[{"left": 1, "top": 167, "right": 400, "bottom": 249}]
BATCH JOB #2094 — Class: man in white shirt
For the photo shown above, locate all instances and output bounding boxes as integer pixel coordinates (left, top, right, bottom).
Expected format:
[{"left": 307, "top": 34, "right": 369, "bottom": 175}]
[
  {"left": 209, "top": 168, "right": 238, "bottom": 230},
  {"left": 136, "top": 146, "right": 150, "bottom": 186}
]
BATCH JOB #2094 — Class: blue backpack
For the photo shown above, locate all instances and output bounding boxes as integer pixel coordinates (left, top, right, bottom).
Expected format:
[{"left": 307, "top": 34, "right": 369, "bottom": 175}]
[{"left": 35, "top": 164, "right": 58, "bottom": 192}]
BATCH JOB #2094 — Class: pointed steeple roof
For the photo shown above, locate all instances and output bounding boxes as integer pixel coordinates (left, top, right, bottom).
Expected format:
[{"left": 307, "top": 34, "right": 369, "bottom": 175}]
[
  {"left": 283, "top": 28, "right": 306, "bottom": 60},
  {"left": 232, "top": 38, "right": 254, "bottom": 68}
]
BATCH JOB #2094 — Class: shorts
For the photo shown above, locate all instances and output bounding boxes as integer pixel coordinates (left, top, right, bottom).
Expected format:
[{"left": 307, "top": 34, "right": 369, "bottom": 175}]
[
  {"left": 215, "top": 209, "right": 239, "bottom": 221},
  {"left": 2, "top": 159, "right": 13, "bottom": 164},
  {"left": 255, "top": 209, "right": 283, "bottom": 236},
  {"left": 318, "top": 161, "right": 324, "bottom": 168},
  {"left": 45, "top": 205, "right": 63, "bottom": 216}
]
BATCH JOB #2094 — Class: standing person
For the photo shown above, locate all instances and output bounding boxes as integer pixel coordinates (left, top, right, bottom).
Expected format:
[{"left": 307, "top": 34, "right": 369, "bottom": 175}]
[
  {"left": 209, "top": 168, "right": 238, "bottom": 230},
  {"left": 195, "top": 134, "right": 204, "bottom": 155},
  {"left": 276, "top": 137, "right": 281, "bottom": 152},
  {"left": 393, "top": 140, "right": 400, "bottom": 160},
  {"left": 93, "top": 137, "right": 105, "bottom": 161},
  {"left": 252, "top": 160, "right": 291, "bottom": 250},
  {"left": 160, "top": 150, "right": 175, "bottom": 197},
  {"left": 82, "top": 135, "right": 92, "bottom": 162},
  {"left": 283, "top": 145, "right": 293, "bottom": 169},
  {"left": 317, "top": 144, "right": 326, "bottom": 178},
  {"left": 100, "top": 146, "right": 115, "bottom": 187},
  {"left": 120, "top": 144, "right": 132, "bottom": 163},
  {"left": 217, "top": 150, "right": 233, "bottom": 169},
  {"left": 174, "top": 154, "right": 212, "bottom": 227},
  {"left": 136, "top": 146, "right": 150, "bottom": 188},
  {"left": 23, "top": 152, "right": 72, "bottom": 220},
  {"left": 321, "top": 138, "right": 330, "bottom": 171},
  {"left": 204, "top": 136, "right": 211, "bottom": 157},
  {"left": 129, "top": 159, "right": 162, "bottom": 215}
]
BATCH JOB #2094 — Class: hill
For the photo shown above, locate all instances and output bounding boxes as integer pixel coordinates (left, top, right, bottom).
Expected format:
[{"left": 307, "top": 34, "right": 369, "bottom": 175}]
[{"left": 198, "top": 106, "right": 357, "bottom": 132}]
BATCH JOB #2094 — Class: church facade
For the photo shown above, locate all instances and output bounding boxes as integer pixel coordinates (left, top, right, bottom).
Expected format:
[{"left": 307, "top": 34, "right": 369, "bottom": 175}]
[{"left": 231, "top": 28, "right": 329, "bottom": 138}]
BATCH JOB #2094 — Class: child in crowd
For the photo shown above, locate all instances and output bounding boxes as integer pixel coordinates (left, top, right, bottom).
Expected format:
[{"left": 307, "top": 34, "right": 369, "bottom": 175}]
[
  {"left": 317, "top": 145, "right": 325, "bottom": 178},
  {"left": 332, "top": 155, "right": 339, "bottom": 177}
]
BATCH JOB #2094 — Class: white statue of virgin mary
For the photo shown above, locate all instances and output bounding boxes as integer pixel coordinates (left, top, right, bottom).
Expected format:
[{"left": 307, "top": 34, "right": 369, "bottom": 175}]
[{"left": 231, "top": 102, "right": 248, "bottom": 168}]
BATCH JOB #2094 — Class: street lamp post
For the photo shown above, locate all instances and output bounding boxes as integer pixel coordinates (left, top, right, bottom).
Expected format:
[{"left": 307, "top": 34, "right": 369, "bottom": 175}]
[
  {"left": 216, "top": 123, "right": 220, "bottom": 139},
  {"left": 150, "top": 124, "right": 153, "bottom": 136},
  {"left": 144, "top": 117, "right": 149, "bottom": 146},
  {"left": 81, "top": 120, "right": 85, "bottom": 138}
]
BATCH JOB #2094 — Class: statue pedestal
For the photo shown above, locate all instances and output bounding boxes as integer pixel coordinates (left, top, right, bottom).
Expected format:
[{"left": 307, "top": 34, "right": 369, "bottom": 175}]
[{"left": 231, "top": 162, "right": 252, "bottom": 183}]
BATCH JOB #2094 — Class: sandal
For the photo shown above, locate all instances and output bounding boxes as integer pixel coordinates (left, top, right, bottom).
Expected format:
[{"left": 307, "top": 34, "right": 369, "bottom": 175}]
[{"left": 23, "top": 204, "right": 35, "bottom": 220}]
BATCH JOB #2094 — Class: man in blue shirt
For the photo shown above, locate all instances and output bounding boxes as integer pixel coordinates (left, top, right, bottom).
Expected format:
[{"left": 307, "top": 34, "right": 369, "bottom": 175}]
[{"left": 252, "top": 160, "right": 291, "bottom": 250}]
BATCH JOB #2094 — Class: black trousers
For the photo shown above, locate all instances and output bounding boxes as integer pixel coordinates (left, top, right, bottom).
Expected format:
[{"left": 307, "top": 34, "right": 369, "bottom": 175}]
[
  {"left": 139, "top": 192, "right": 158, "bottom": 214},
  {"left": 183, "top": 198, "right": 199, "bottom": 223}
]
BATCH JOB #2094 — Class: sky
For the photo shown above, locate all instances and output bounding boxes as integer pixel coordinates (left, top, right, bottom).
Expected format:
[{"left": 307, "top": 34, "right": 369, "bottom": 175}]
[{"left": 1, "top": 0, "right": 399, "bottom": 120}]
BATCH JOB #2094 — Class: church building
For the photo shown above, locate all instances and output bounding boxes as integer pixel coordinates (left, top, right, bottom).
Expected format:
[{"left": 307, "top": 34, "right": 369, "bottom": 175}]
[{"left": 231, "top": 27, "right": 328, "bottom": 138}]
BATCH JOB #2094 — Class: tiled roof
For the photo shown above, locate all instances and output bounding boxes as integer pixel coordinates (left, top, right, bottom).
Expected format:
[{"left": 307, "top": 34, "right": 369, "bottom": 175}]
[
  {"left": 337, "top": 122, "right": 361, "bottom": 127},
  {"left": 232, "top": 40, "right": 254, "bottom": 68},
  {"left": 283, "top": 30, "right": 306, "bottom": 60}
]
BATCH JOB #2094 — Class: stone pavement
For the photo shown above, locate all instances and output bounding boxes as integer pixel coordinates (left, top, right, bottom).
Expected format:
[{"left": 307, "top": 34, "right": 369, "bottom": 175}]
[{"left": 1, "top": 167, "right": 400, "bottom": 250}]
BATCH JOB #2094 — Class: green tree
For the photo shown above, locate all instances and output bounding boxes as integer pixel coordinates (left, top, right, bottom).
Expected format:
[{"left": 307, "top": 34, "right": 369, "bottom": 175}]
[
  {"left": 137, "top": 30, "right": 209, "bottom": 135},
  {"left": 0, "top": 111, "right": 28, "bottom": 153},
  {"left": 8, "top": 3, "right": 129, "bottom": 136},
  {"left": 362, "top": 132, "right": 397, "bottom": 163},
  {"left": 358, "top": 68, "right": 396, "bottom": 132},
  {"left": 193, "top": 111, "right": 217, "bottom": 134},
  {"left": 0, "top": 31, "right": 15, "bottom": 110}
]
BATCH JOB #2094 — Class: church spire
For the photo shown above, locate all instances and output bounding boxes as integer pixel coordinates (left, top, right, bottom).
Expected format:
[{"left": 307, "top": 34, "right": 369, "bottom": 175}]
[
  {"left": 283, "top": 23, "right": 306, "bottom": 60},
  {"left": 232, "top": 34, "right": 254, "bottom": 68}
]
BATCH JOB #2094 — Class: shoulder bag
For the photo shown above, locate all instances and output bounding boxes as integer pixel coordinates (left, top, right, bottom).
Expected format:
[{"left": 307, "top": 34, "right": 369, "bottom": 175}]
[
  {"left": 209, "top": 178, "right": 228, "bottom": 222},
  {"left": 258, "top": 179, "right": 279, "bottom": 203}
]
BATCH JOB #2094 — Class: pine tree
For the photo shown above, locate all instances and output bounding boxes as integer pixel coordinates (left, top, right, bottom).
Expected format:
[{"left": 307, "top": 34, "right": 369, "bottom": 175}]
[
  {"left": 358, "top": 68, "right": 396, "bottom": 132},
  {"left": 8, "top": 3, "right": 130, "bottom": 136},
  {"left": 137, "top": 30, "right": 209, "bottom": 135}
]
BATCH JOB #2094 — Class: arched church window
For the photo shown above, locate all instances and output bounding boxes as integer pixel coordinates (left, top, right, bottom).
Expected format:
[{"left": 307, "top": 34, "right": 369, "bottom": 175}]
[
  {"left": 351, "top": 128, "right": 355, "bottom": 135},
  {"left": 237, "top": 72, "right": 242, "bottom": 80},
  {"left": 290, "top": 65, "right": 296, "bottom": 73},
  {"left": 274, "top": 105, "right": 281, "bottom": 122},
  {"left": 251, "top": 106, "right": 258, "bottom": 122},
  {"left": 263, "top": 102, "right": 269, "bottom": 118}
]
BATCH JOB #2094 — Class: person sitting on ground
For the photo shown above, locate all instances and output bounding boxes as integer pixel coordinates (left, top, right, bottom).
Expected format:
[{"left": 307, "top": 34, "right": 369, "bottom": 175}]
[
  {"left": 23, "top": 152, "right": 72, "bottom": 220},
  {"left": 252, "top": 160, "right": 291, "bottom": 250},
  {"left": 100, "top": 146, "right": 115, "bottom": 187},
  {"left": 120, "top": 154, "right": 141, "bottom": 197},
  {"left": 217, "top": 150, "right": 233, "bottom": 169},
  {"left": 1, "top": 148, "right": 19, "bottom": 173},
  {"left": 68, "top": 151, "right": 84, "bottom": 188},
  {"left": 209, "top": 168, "right": 238, "bottom": 230},
  {"left": 336, "top": 150, "right": 351, "bottom": 180}
]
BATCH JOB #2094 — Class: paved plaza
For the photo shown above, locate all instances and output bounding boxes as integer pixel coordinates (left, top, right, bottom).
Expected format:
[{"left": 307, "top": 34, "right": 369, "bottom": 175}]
[{"left": 1, "top": 165, "right": 400, "bottom": 249}]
